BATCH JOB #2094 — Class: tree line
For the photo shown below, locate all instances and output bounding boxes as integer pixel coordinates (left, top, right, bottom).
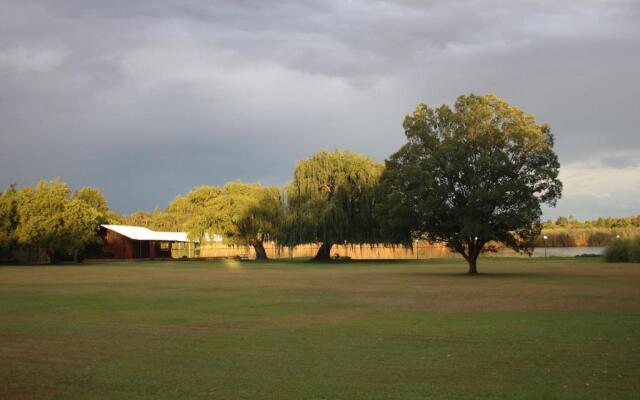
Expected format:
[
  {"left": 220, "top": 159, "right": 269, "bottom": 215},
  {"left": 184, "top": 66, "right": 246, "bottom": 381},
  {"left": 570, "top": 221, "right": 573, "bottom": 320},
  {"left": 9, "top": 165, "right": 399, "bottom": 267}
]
[
  {"left": 1, "top": 94, "right": 566, "bottom": 273},
  {"left": 0, "top": 181, "right": 111, "bottom": 262},
  {"left": 543, "top": 215, "right": 640, "bottom": 230}
]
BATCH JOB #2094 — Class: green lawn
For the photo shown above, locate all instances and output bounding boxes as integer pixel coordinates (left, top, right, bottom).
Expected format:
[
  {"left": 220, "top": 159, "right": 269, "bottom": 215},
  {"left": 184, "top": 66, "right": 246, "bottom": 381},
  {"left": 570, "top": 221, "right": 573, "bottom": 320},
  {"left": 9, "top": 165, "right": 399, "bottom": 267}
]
[{"left": 1, "top": 257, "right": 639, "bottom": 399}]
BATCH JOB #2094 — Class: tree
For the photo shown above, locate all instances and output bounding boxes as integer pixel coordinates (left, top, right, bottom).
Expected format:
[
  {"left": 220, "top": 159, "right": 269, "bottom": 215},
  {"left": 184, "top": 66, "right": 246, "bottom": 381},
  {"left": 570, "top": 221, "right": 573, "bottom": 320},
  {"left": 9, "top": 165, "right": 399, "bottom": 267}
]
[
  {"left": 15, "top": 179, "right": 101, "bottom": 263},
  {"left": 0, "top": 184, "right": 19, "bottom": 260},
  {"left": 163, "top": 186, "right": 224, "bottom": 231},
  {"left": 104, "top": 210, "right": 125, "bottom": 224},
  {"left": 60, "top": 198, "right": 102, "bottom": 261},
  {"left": 279, "top": 150, "right": 383, "bottom": 260},
  {"left": 15, "top": 179, "right": 70, "bottom": 262},
  {"left": 75, "top": 187, "right": 109, "bottom": 215},
  {"left": 121, "top": 186, "right": 225, "bottom": 235},
  {"left": 377, "top": 94, "right": 562, "bottom": 274},
  {"left": 185, "top": 182, "right": 280, "bottom": 260},
  {"left": 122, "top": 211, "right": 154, "bottom": 229}
]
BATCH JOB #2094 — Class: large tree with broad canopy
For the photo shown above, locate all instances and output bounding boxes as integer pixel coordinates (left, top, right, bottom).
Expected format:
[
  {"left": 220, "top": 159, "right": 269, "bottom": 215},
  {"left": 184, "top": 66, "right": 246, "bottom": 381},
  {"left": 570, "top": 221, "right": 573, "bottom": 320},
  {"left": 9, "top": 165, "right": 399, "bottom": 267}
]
[{"left": 376, "top": 94, "right": 562, "bottom": 274}]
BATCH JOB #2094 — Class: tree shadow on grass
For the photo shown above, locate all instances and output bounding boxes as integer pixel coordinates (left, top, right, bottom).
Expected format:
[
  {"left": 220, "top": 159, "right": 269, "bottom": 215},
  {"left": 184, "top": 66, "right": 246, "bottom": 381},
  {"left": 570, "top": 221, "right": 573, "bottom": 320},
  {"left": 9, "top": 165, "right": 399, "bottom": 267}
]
[{"left": 396, "top": 270, "right": 565, "bottom": 279}]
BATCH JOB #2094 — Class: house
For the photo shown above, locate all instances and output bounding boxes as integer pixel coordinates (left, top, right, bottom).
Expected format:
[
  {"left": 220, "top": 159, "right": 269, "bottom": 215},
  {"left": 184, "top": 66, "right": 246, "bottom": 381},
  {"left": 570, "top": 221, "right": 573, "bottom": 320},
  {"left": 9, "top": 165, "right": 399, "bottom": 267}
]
[{"left": 86, "top": 224, "right": 191, "bottom": 259}]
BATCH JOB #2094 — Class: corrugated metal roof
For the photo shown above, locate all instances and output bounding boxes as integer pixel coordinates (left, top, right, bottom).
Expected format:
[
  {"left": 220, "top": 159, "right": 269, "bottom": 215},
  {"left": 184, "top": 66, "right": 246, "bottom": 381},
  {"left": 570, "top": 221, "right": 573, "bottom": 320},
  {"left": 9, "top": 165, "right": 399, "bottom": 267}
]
[{"left": 101, "top": 225, "right": 190, "bottom": 242}]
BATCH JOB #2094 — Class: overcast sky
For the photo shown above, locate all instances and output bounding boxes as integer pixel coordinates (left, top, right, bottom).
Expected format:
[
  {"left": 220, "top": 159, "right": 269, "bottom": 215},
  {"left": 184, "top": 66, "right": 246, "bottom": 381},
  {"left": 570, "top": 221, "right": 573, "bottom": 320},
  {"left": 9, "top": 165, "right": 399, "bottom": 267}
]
[{"left": 1, "top": 0, "right": 638, "bottom": 219}]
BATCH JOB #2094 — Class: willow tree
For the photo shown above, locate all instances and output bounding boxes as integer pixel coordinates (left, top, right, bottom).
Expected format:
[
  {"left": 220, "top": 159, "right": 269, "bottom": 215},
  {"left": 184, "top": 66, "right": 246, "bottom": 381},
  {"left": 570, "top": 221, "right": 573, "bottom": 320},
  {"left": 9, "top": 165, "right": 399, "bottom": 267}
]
[
  {"left": 163, "top": 186, "right": 223, "bottom": 230},
  {"left": 121, "top": 187, "right": 225, "bottom": 232},
  {"left": 377, "top": 94, "right": 562, "bottom": 274},
  {"left": 185, "top": 182, "right": 280, "bottom": 259},
  {"left": 279, "top": 150, "right": 383, "bottom": 260}
]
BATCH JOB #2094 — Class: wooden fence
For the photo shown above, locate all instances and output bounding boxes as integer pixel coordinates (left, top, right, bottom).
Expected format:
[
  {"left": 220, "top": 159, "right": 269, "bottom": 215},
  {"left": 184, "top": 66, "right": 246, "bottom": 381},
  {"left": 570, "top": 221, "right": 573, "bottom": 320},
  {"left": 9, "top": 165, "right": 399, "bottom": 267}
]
[{"left": 171, "top": 241, "right": 463, "bottom": 260}]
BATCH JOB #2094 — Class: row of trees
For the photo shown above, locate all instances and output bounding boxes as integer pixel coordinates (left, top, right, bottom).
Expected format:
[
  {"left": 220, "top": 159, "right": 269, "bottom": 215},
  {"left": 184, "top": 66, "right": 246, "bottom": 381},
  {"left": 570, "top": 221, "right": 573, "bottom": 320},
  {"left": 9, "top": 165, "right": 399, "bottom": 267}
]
[
  {"left": 1, "top": 94, "right": 564, "bottom": 273},
  {"left": 0, "top": 181, "right": 110, "bottom": 262},
  {"left": 115, "top": 152, "right": 382, "bottom": 261},
  {"left": 544, "top": 215, "right": 640, "bottom": 229},
  {"left": 126, "top": 94, "right": 564, "bottom": 273}
]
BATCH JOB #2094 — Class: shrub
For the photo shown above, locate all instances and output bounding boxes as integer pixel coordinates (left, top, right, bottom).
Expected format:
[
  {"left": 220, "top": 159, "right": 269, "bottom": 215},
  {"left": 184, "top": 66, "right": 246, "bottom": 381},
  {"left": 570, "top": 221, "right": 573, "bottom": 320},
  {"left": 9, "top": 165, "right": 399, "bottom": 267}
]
[
  {"left": 629, "top": 236, "right": 640, "bottom": 263},
  {"left": 604, "top": 239, "right": 631, "bottom": 262},
  {"left": 604, "top": 236, "right": 640, "bottom": 263}
]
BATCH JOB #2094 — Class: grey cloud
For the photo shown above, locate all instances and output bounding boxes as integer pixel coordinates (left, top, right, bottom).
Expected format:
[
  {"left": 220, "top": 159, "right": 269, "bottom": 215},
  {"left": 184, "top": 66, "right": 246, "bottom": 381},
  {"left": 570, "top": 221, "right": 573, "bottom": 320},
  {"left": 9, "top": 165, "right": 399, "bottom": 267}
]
[{"left": 0, "top": 0, "right": 638, "bottom": 217}]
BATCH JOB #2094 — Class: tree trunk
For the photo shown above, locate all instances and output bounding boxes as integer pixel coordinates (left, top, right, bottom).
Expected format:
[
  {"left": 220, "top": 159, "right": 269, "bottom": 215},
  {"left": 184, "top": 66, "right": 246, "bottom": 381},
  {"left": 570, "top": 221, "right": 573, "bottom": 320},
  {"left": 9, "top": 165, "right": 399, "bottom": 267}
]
[
  {"left": 250, "top": 240, "right": 268, "bottom": 260},
  {"left": 45, "top": 249, "right": 59, "bottom": 264},
  {"left": 313, "top": 243, "right": 333, "bottom": 261},
  {"left": 467, "top": 247, "right": 481, "bottom": 275},
  {"left": 467, "top": 257, "right": 478, "bottom": 275}
]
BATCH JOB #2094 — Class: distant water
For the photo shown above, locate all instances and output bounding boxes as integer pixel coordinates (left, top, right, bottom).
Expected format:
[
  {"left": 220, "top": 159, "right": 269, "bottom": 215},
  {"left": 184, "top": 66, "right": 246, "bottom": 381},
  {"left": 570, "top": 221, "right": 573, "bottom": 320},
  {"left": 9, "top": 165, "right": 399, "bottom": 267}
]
[
  {"left": 531, "top": 246, "right": 605, "bottom": 257},
  {"left": 492, "top": 246, "right": 605, "bottom": 258}
]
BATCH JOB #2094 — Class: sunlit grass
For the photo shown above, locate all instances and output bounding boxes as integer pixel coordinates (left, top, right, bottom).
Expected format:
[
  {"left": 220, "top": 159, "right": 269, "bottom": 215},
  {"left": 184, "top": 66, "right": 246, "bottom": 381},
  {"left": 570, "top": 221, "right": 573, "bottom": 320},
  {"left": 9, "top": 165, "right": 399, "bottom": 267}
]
[{"left": 1, "top": 258, "right": 639, "bottom": 399}]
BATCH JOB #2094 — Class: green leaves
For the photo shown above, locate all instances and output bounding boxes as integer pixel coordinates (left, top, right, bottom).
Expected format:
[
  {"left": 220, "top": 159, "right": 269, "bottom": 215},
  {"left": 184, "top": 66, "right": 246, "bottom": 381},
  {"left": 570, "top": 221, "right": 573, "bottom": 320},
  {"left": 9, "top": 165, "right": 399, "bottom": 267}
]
[
  {"left": 183, "top": 182, "right": 281, "bottom": 249},
  {"left": 75, "top": 186, "right": 109, "bottom": 215},
  {"left": 377, "top": 94, "right": 563, "bottom": 271},
  {"left": 279, "top": 150, "right": 383, "bottom": 247},
  {"left": 0, "top": 93, "right": 565, "bottom": 267},
  {"left": 2, "top": 179, "right": 105, "bottom": 261},
  {"left": 0, "top": 184, "right": 19, "bottom": 253}
]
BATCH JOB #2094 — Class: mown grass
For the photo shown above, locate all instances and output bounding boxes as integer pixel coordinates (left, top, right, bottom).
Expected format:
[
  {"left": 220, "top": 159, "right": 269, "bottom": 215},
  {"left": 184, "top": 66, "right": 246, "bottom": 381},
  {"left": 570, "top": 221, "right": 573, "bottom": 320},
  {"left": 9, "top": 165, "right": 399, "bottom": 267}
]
[{"left": 1, "top": 258, "right": 639, "bottom": 399}]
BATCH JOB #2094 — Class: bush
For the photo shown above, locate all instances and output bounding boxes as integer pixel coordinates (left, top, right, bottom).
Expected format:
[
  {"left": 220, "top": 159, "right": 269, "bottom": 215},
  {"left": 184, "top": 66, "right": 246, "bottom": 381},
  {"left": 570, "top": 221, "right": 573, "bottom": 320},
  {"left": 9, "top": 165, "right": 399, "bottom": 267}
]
[
  {"left": 604, "top": 236, "right": 640, "bottom": 262},
  {"left": 604, "top": 239, "right": 631, "bottom": 262},
  {"left": 630, "top": 236, "right": 640, "bottom": 263}
]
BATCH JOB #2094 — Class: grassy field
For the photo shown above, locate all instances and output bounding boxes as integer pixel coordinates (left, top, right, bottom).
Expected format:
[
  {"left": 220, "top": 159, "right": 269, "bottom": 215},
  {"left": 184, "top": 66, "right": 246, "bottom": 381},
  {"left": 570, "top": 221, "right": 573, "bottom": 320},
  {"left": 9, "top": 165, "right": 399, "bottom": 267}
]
[{"left": 1, "top": 258, "right": 639, "bottom": 399}]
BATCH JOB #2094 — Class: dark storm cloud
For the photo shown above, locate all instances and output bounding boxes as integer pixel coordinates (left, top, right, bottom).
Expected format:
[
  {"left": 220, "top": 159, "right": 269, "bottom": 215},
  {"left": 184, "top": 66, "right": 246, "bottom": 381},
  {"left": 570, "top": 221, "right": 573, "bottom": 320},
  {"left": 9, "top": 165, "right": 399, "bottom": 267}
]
[{"left": 1, "top": 0, "right": 638, "bottom": 217}]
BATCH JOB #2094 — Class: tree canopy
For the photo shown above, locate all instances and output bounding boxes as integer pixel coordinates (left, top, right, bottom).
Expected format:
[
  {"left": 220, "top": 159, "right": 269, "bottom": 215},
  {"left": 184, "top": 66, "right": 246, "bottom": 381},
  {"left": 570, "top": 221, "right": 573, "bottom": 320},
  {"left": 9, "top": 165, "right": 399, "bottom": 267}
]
[
  {"left": 75, "top": 186, "right": 109, "bottom": 215},
  {"left": 376, "top": 94, "right": 562, "bottom": 273},
  {"left": 13, "top": 179, "right": 103, "bottom": 262},
  {"left": 185, "top": 182, "right": 281, "bottom": 259},
  {"left": 279, "top": 150, "right": 383, "bottom": 259},
  {"left": 0, "top": 184, "right": 19, "bottom": 256}
]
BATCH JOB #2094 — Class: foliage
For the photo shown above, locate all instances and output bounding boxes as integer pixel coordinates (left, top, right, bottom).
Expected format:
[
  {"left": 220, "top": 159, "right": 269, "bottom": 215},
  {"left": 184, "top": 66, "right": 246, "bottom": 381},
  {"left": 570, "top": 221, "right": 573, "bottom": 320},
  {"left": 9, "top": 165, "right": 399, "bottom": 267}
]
[
  {"left": 543, "top": 215, "right": 640, "bottom": 229},
  {"left": 75, "top": 186, "right": 109, "bottom": 215},
  {"left": 14, "top": 179, "right": 71, "bottom": 258},
  {"left": 185, "top": 182, "right": 281, "bottom": 259},
  {"left": 148, "top": 209, "right": 183, "bottom": 232},
  {"left": 168, "top": 186, "right": 224, "bottom": 216},
  {"left": 537, "top": 215, "right": 640, "bottom": 247},
  {"left": 61, "top": 198, "right": 102, "bottom": 253},
  {"left": 534, "top": 227, "right": 639, "bottom": 247},
  {"left": 121, "top": 186, "right": 226, "bottom": 232},
  {"left": 1, "top": 179, "right": 104, "bottom": 262},
  {"left": 164, "top": 185, "right": 224, "bottom": 231},
  {"left": 278, "top": 150, "right": 383, "bottom": 259},
  {"left": 0, "top": 184, "right": 19, "bottom": 256},
  {"left": 121, "top": 210, "right": 154, "bottom": 228},
  {"left": 377, "top": 94, "right": 562, "bottom": 273},
  {"left": 631, "top": 236, "right": 640, "bottom": 262},
  {"left": 604, "top": 236, "right": 640, "bottom": 263},
  {"left": 104, "top": 210, "right": 125, "bottom": 224}
]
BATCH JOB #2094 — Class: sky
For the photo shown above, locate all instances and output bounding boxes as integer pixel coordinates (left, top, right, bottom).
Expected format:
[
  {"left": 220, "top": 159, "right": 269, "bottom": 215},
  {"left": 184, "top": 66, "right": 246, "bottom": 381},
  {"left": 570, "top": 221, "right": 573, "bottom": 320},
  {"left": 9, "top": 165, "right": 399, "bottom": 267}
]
[{"left": 1, "top": 0, "right": 639, "bottom": 219}]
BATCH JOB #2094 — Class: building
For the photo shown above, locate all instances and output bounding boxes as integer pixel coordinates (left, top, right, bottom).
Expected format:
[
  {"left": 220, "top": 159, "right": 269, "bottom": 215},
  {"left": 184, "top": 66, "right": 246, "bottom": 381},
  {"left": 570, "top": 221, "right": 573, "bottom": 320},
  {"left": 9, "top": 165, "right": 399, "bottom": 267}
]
[{"left": 86, "top": 225, "right": 191, "bottom": 259}]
